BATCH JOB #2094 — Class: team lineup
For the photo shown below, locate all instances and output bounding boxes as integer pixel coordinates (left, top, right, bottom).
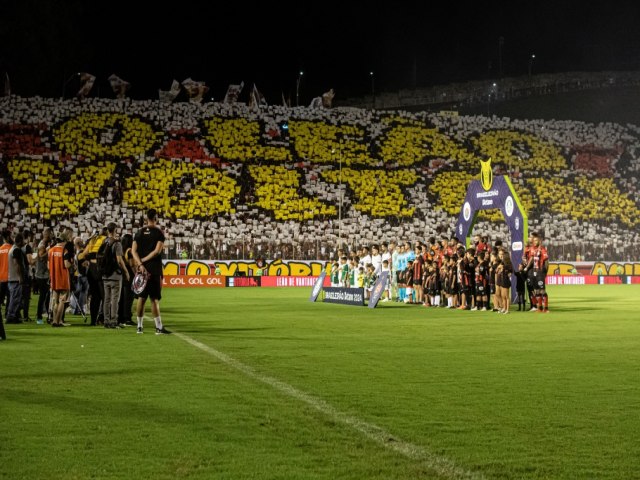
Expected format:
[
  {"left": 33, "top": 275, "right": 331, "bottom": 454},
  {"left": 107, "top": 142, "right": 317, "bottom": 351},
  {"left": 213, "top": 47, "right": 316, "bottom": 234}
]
[{"left": 329, "top": 233, "right": 549, "bottom": 313}]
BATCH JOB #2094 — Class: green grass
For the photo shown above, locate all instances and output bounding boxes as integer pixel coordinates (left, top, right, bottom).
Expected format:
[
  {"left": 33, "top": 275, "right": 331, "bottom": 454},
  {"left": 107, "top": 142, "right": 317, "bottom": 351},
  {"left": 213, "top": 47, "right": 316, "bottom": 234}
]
[{"left": 2, "top": 285, "right": 639, "bottom": 479}]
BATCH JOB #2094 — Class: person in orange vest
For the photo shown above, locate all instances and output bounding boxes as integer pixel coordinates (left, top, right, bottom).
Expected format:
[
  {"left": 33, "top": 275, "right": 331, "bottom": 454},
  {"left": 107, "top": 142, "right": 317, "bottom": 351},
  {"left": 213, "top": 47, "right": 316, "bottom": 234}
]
[
  {"left": 0, "top": 230, "right": 11, "bottom": 340},
  {"left": 48, "top": 230, "right": 73, "bottom": 327}
]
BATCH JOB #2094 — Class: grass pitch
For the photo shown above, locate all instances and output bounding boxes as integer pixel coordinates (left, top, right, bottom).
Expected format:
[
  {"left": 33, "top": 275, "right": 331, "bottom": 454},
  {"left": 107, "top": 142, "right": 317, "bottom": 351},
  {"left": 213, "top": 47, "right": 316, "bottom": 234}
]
[{"left": 1, "top": 285, "right": 639, "bottom": 479}]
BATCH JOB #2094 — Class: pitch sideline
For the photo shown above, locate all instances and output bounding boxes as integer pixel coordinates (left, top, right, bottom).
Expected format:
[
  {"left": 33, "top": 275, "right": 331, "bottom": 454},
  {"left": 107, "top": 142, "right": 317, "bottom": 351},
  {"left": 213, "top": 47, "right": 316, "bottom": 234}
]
[{"left": 172, "top": 330, "right": 484, "bottom": 480}]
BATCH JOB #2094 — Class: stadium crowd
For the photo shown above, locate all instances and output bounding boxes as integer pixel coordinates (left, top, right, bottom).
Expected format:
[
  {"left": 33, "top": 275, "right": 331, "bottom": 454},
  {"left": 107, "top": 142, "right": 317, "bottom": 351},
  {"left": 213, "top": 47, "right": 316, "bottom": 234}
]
[{"left": 0, "top": 93, "right": 639, "bottom": 265}]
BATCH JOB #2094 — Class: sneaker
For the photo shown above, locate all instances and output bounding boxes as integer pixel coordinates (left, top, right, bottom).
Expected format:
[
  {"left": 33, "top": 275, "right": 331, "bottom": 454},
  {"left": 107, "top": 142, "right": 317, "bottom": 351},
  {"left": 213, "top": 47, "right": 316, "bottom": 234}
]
[
  {"left": 481, "top": 307, "right": 487, "bottom": 311},
  {"left": 529, "top": 307, "right": 538, "bottom": 312},
  {"left": 155, "top": 327, "right": 171, "bottom": 335},
  {"left": 470, "top": 307, "right": 478, "bottom": 311},
  {"left": 136, "top": 327, "right": 143, "bottom": 334},
  {"left": 36, "top": 318, "right": 44, "bottom": 325}
]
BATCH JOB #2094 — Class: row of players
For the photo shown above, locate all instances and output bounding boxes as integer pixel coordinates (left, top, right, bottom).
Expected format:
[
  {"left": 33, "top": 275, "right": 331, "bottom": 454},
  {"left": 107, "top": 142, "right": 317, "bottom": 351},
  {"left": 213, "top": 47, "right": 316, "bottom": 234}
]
[{"left": 328, "top": 233, "right": 550, "bottom": 312}]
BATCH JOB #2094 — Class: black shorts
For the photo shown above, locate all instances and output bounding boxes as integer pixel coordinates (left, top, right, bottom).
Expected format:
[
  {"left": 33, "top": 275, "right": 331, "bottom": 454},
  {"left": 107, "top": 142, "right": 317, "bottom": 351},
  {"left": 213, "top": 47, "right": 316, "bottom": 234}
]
[
  {"left": 533, "top": 270, "right": 546, "bottom": 290},
  {"left": 137, "top": 274, "right": 162, "bottom": 301},
  {"left": 475, "top": 285, "right": 486, "bottom": 295}
]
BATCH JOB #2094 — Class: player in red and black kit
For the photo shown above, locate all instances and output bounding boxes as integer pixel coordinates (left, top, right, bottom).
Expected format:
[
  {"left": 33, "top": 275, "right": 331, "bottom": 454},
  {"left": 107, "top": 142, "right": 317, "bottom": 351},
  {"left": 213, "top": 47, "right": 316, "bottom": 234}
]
[
  {"left": 473, "top": 251, "right": 489, "bottom": 311},
  {"left": 525, "top": 232, "right": 549, "bottom": 313},
  {"left": 412, "top": 251, "right": 424, "bottom": 305},
  {"left": 522, "top": 237, "right": 536, "bottom": 310},
  {"left": 458, "top": 248, "right": 475, "bottom": 310}
]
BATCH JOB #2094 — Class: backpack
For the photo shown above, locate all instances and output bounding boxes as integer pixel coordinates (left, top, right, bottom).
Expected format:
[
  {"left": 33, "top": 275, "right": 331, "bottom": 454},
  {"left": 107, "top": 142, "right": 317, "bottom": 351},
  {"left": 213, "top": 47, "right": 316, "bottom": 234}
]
[{"left": 97, "top": 239, "right": 121, "bottom": 277}]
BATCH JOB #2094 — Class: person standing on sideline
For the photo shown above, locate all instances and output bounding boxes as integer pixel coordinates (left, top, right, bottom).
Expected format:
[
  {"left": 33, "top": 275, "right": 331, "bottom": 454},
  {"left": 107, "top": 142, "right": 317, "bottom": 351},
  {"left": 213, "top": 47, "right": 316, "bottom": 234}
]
[
  {"left": 6, "top": 233, "right": 28, "bottom": 324},
  {"left": 117, "top": 233, "right": 136, "bottom": 326},
  {"left": 0, "top": 231, "right": 12, "bottom": 323},
  {"left": 102, "top": 222, "right": 130, "bottom": 329},
  {"left": 132, "top": 209, "right": 169, "bottom": 335},
  {"left": 0, "top": 231, "right": 10, "bottom": 340},
  {"left": 528, "top": 232, "right": 550, "bottom": 313},
  {"left": 35, "top": 228, "right": 53, "bottom": 324},
  {"left": 78, "top": 228, "right": 106, "bottom": 325},
  {"left": 48, "top": 230, "right": 73, "bottom": 327},
  {"left": 19, "top": 229, "right": 35, "bottom": 322}
]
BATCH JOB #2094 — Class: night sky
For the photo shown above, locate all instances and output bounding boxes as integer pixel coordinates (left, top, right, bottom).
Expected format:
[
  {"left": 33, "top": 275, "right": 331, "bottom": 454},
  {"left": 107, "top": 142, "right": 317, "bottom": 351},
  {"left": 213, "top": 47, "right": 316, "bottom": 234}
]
[{"left": 2, "top": 1, "right": 639, "bottom": 104}]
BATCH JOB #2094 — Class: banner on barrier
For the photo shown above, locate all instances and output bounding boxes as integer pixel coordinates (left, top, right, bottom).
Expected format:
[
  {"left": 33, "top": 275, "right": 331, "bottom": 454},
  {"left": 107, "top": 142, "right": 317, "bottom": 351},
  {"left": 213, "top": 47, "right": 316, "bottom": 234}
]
[
  {"left": 309, "top": 272, "right": 327, "bottom": 302},
  {"left": 161, "top": 260, "right": 640, "bottom": 278},
  {"left": 162, "top": 275, "right": 226, "bottom": 287},
  {"left": 322, "top": 287, "right": 365, "bottom": 306},
  {"left": 368, "top": 271, "right": 388, "bottom": 309},
  {"left": 227, "top": 276, "right": 261, "bottom": 287},
  {"left": 162, "top": 274, "right": 640, "bottom": 288},
  {"left": 546, "top": 275, "right": 640, "bottom": 285},
  {"left": 262, "top": 275, "right": 330, "bottom": 287}
]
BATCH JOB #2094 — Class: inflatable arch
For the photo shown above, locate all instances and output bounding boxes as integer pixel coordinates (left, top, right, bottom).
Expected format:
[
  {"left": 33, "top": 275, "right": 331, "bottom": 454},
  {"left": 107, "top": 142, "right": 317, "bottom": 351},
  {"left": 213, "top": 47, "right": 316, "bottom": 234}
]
[{"left": 455, "top": 160, "right": 528, "bottom": 301}]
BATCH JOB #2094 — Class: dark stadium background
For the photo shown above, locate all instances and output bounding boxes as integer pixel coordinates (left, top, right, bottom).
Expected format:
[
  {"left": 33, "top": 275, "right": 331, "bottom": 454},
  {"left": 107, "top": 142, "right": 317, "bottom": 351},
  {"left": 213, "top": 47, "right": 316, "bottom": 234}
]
[{"left": 2, "top": 1, "right": 640, "bottom": 103}]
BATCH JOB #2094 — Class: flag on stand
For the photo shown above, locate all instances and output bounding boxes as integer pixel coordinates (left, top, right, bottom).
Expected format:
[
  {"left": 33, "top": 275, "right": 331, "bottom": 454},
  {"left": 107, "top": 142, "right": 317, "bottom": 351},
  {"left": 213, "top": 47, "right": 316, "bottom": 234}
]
[
  {"left": 309, "top": 96, "right": 323, "bottom": 109},
  {"left": 281, "top": 91, "right": 291, "bottom": 108},
  {"left": 181, "top": 78, "right": 209, "bottom": 103},
  {"left": 248, "top": 84, "right": 267, "bottom": 109},
  {"left": 322, "top": 88, "right": 335, "bottom": 108},
  {"left": 3, "top": 72, "right": 10, "bottom": 97},
  {"left": 223, "top": 82, "right": 244, "bottom": 103},
  {"left": 77, "top": 73, "right": 96, "bottom": 98},
  {"left": 158, "top": 79, "right": 181, "bottom": 102},
  {"left": 108, "top": 74, "right": 131, "bottom": 99}
]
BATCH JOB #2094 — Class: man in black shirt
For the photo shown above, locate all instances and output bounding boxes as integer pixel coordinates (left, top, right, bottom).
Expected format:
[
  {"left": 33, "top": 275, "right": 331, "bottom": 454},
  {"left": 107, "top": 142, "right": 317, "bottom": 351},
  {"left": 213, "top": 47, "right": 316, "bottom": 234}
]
[{"left": 132, "top": 209, "right": 169, "bottom": 335}]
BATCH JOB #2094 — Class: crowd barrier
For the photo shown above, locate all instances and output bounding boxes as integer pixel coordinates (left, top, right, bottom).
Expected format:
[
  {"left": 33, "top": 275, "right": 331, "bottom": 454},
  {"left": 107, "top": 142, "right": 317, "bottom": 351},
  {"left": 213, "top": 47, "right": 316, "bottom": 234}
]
[
  {"left": 161, "top": 274, "right": 639, "bottom": 288},
  {"left": 162, "top": 275, "right": 331, "bottom": 288},
  {"left": 546, "top": 275, "right": 640, "bottom": 285},
  {"left": 161, "top": 260, "right": 640, "bottom": 278}
]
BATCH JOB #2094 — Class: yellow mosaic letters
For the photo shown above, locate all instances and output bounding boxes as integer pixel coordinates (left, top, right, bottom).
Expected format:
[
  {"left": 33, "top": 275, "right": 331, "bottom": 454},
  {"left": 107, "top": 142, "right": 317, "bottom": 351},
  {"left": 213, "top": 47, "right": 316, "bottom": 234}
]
[
  {"left": 123, "top": 158, "right": 238, "bottom": 219},
  {"left": 8, "top": 159, "right": 115, "bottom": 218},
  {"left": 249, "top": 165, "right": 337, "bottom": 220}
]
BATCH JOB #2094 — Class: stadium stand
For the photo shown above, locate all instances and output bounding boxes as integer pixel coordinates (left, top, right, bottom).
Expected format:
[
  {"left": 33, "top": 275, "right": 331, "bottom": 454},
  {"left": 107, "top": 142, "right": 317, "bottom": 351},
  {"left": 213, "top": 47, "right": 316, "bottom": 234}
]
[{"left": 0, "top": 93, "right": 638, "bottom": 261}]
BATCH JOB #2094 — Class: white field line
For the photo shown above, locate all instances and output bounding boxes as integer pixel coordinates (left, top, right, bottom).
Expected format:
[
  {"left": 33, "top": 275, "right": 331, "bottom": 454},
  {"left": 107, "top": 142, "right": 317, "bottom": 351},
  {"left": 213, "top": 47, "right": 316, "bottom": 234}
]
[{"left": 172, "top": 331, "right": 484, "bottom": 480}]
